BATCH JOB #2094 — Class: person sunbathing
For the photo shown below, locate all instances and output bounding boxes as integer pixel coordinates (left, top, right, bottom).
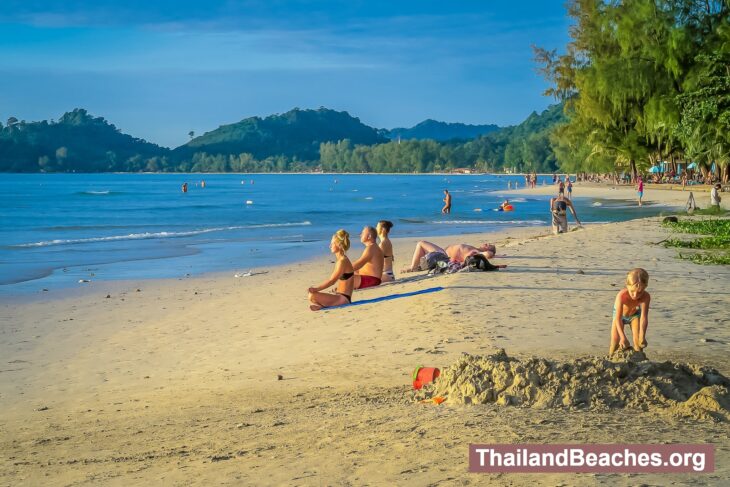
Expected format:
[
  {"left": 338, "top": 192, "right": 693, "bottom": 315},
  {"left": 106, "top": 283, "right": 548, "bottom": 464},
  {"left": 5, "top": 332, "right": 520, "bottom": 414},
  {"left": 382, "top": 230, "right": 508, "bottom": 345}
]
[
  {"left": 404, "top": 241, "right": 496, "bottom": 272},
  {"left": 377, "top": 220, "right": 395, "bottom": 282},
  {"left": 308, "top": 230, "right": 355, "bottom": 311},
  {"left": 352, "top": 226, "right": 384, "bottom": 289}
]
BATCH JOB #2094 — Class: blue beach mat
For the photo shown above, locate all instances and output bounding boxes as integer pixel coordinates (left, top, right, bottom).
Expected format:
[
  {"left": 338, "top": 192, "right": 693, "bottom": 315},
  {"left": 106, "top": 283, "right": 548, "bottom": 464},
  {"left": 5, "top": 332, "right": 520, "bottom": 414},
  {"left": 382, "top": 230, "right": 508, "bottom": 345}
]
[{"left": 331, "top": 286, "right": 445, "bottom": 309}]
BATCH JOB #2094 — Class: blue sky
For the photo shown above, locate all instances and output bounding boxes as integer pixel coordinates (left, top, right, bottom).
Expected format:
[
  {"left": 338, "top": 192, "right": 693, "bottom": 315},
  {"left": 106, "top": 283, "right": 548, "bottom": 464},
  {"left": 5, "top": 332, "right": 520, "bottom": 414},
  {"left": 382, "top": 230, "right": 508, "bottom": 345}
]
[{"left": 0, "top": 1, "right": 570, "bottom": 148}]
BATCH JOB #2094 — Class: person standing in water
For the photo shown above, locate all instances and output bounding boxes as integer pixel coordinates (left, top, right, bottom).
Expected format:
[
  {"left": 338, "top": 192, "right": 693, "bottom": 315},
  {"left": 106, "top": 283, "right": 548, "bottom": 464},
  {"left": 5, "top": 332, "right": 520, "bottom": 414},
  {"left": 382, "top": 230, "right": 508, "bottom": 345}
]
[
  {"left": 377, "top": 220, "right": 395, "bottom": 282},
  {"left": 442, "top": 189, "right": 452, "bottom": 214},
  {"left": 181, "top": 182, "right": 188, "bottom": 193},
  {"left": 549, "top": 192, "right": 581, "bottom": 234}
]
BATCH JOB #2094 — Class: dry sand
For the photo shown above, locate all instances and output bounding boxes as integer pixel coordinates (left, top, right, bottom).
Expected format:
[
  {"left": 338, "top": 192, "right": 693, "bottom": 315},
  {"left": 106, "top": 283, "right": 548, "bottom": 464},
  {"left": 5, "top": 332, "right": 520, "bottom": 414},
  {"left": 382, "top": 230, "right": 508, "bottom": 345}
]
[
  {"left": 2, "top": 207, "right": 730, "bottom": 485},
  {"left": 505, "top": 180, "right": 726, "bottom": 209}
]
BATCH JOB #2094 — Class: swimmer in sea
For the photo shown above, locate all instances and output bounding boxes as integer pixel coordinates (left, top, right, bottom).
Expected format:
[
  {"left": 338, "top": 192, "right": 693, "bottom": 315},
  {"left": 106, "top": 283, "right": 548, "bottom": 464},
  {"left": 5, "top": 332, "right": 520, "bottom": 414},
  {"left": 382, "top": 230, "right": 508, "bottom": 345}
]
[{"left": 442, "top": 189, "right": 452, "bottom": 214}]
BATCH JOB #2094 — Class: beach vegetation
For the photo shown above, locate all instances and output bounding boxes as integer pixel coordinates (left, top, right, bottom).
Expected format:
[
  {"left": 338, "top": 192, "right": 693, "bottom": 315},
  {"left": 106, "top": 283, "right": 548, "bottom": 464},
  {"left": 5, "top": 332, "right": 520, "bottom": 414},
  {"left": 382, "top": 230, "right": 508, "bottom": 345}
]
[
  {"left": 536, "top": 0, "right": 730, "bottom": 183},
  {"left": 663, "top": 217, "right": 730, "bottom": 265}
]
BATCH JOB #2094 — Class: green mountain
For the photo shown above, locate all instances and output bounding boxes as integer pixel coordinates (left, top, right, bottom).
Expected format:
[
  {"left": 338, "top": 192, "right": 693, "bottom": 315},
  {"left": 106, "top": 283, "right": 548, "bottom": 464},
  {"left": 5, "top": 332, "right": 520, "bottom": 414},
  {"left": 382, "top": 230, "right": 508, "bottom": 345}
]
[
  {"left": 0, "top": 109, "right": 168, "bottom": 172},
  {"left": 387, "top": 119, "right": 501, "bottom": 141},
  {"left": 0, "top": 104, "right": 564, "bottom": 173},
  {"left": 176, "top": 107, "right": 388, "bottom": 162},
  {"left": 319, "top": 102, "right": 566, "bottom": 173}
]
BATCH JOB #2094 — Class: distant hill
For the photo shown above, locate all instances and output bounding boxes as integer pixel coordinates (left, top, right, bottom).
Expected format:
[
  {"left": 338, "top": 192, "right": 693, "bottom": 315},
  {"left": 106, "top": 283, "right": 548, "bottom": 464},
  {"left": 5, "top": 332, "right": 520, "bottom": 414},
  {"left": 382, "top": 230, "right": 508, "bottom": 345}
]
[
  {"left": 0, "top": 109, "right": 168, "bottom": 172},
  {"left": 387, "top": 119, "right": 501, "bottom": 141},
  {"left": 0, "top": 104, "right": 564, "bottom": 173},
  {"left": 175, "top": 108, "right": 388, "bottom": 161}
]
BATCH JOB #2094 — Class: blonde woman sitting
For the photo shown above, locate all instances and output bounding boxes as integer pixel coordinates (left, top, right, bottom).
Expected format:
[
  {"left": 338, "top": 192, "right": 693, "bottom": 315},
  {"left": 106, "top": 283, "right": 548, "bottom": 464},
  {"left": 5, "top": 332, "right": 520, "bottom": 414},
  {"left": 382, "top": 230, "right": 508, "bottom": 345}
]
[{"left": 308, "top": 229, "right": 355, "bottom": 311}]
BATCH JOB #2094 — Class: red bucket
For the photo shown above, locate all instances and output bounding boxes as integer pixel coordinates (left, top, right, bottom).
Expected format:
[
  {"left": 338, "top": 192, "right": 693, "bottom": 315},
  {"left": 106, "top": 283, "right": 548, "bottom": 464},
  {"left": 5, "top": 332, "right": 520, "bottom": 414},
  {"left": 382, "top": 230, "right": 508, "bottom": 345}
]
[{"left": 412, "top": 366, "right": 440, "bottom": 390}]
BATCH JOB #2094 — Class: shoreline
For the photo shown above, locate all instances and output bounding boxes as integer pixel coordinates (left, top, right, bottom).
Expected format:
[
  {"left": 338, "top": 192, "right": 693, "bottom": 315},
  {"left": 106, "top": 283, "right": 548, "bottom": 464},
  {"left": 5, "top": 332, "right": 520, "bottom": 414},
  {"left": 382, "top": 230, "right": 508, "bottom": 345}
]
[{"left": 2, "top": 185, "right": 685, "bottom": 300}]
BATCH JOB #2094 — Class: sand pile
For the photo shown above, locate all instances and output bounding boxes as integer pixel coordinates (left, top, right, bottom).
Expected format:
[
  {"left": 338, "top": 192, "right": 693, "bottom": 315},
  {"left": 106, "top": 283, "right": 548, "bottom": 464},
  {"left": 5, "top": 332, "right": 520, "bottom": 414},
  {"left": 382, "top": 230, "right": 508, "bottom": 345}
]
[{"left": 418, "top": 349, "right": 730, "bottom": 421}]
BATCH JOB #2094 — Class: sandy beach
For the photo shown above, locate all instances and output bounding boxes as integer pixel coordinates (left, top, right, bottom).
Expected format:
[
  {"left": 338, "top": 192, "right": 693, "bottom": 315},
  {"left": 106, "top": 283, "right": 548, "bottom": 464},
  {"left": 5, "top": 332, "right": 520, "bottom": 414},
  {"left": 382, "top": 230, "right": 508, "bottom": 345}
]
[
  {"left": 2, "top": 192, "right": 730, "bottom": 485},
  {"left": 505, "top": 180, "right": 721, "bottom": 208}
]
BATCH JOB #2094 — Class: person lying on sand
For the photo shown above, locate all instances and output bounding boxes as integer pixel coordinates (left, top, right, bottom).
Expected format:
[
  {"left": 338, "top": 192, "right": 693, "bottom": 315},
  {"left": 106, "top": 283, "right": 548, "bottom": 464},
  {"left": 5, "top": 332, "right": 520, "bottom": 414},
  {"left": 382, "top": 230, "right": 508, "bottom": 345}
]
[
  {"left": 404, "top": 241, "right": 497, "bottom": 272},
  {"left": 308, "top": 230, "right": 355, "bottom": 311},
  {"left": 609, "top": 268, "right": 651, "bottom": 354},
  {"left": 377, "top": 220, "right": 395, "bottom": 282},
  {"left": 352, "top": 226, "right": 384, "bottom": 289}
]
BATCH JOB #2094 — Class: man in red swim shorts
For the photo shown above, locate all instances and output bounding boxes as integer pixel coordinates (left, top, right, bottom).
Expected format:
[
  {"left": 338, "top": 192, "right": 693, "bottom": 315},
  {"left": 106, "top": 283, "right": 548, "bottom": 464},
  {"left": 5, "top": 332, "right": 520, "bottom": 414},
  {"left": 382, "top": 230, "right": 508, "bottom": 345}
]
[{"left": 352, "top": 226, "right": 384, "bottom": 289}]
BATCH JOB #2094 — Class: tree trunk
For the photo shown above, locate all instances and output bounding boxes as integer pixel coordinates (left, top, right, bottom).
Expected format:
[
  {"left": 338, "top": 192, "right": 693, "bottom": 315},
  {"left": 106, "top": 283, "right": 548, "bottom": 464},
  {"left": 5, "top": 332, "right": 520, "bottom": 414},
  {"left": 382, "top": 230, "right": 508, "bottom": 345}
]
[{"left": 630, "top": 159, "right": 637, "bottom": 182}]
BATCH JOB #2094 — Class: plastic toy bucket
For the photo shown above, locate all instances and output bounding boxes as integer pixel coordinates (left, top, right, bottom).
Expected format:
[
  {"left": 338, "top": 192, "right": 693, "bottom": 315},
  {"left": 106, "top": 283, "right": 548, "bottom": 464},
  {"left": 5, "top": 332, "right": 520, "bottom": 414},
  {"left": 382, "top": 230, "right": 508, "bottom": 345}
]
[{"left": 412, "top": 366, "right": 440, "bottom": 390}]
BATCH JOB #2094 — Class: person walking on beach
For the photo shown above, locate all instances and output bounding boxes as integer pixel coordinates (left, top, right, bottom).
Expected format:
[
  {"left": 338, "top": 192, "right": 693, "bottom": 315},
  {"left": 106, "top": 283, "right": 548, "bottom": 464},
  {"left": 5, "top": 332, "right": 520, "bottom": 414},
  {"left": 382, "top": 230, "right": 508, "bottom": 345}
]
[
  {"left": 636, "top": 177, "right": 644, "bottom": 206},
  {"left": 681, "top": 172, "right": 687, "bottom": 191},
  {"left": 711, "top": 183, "right": 722, "bottom": 209},
  {"left": 352, "top": 226, "right": 384, "bottom": 289},
  {"left": 377, "top": 220, "right": 395, "bottom": 282},
  {"left": 549, "top": 192, "right": 581, "bottom": 234},
  {"left": 308, "top": 230, "right": 355, "bottom": 311},
  {"left": 609, "top": 268, "right": 651, "bottom": 354},
  {"left": 442, "top": 189, "right": 452, "bottom": 214},
  {"left": 558, "top": 178, "right": 565, "bottom": 196},
  {"left": 566, "top": 178, "right": 573, "bottom": 199}
]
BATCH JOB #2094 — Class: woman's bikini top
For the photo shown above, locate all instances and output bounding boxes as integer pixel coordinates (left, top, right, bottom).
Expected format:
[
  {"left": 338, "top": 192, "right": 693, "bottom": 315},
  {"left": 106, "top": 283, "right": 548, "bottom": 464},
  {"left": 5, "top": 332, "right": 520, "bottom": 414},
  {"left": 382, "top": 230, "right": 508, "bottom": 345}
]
[
  {"left": 339, "top": 272, "right": 354, "bottom": 281},
  {"left": 552, "top": 200, "right": 567, "bottom": 214}
]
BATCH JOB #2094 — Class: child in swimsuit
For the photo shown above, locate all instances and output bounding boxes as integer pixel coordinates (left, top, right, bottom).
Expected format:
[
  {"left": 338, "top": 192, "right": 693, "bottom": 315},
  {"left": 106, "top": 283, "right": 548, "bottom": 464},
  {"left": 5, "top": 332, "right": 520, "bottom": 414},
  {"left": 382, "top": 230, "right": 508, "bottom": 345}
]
[
  {"left": 308, "top": 230, "right": 355, "bottom": 311},
  {"left": 609, "top": 268, "right": 651, "bottom": 354},
  {"left": 377, "top": 220, "right": 395, "bottom": 282}
]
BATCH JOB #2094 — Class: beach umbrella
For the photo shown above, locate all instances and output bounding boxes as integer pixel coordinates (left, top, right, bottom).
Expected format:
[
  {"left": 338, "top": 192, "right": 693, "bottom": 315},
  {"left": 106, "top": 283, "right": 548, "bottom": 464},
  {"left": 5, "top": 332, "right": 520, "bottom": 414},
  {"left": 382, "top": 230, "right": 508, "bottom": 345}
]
[
  {"left": 687, "top": 162, "right": 698, "bottom": 169},
  {"left": 649, "top": 166, "right": 661, "bottom": 173}
]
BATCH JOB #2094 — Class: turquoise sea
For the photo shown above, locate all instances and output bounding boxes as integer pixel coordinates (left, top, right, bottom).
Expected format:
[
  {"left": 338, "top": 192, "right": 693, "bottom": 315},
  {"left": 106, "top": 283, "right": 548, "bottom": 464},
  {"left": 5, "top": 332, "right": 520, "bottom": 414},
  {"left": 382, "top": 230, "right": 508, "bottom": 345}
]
[{"left": 0, "top": 173, "right": 672, "bottom": 294}]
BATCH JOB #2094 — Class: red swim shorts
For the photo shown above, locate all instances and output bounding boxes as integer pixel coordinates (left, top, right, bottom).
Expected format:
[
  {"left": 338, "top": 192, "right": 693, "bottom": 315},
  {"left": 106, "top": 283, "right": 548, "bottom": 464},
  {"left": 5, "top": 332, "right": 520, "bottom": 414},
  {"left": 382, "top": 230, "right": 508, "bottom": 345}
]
[{"left": 358, "top": 275, "right": 382, "bottom": 289}]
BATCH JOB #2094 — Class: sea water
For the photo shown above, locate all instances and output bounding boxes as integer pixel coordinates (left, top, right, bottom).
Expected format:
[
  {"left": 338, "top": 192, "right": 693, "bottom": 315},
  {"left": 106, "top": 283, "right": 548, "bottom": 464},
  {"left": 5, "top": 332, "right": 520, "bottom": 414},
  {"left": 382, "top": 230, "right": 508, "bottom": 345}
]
[{"left": 0, "top": 173, "right": 671, "bottom": 293}]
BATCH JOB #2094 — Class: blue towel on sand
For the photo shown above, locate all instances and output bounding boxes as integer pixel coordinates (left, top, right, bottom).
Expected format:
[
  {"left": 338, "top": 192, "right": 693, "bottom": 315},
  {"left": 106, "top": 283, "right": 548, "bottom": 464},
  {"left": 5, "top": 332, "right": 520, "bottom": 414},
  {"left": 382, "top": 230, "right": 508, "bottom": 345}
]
[{"left": 330, "top": 286, "right": 445, "bottom": 309}]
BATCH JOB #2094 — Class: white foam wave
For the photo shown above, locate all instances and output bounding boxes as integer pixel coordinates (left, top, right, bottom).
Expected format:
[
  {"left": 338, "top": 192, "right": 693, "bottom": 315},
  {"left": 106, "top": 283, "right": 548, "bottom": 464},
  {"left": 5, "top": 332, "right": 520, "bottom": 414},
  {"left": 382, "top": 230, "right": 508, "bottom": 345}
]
[
  {"left": 14, "top": 222, "right": 312, "bottom": 248},
  {"left": 86, "top": 190, "right": 111, "bottom": 195},
  {"left": 509, "top": 197, "right": 527, "bottom": 202},
  {"left": 431, "top": 220, "right": 545, "bottom": 225}
]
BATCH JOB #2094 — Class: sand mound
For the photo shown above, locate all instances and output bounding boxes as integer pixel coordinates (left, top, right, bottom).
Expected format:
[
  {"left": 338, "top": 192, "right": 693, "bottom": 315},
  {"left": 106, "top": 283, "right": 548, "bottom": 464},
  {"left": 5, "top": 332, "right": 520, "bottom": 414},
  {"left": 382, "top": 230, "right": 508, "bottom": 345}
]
[{"left": 417, "top": 349, "right": 730, "bottom": 421}]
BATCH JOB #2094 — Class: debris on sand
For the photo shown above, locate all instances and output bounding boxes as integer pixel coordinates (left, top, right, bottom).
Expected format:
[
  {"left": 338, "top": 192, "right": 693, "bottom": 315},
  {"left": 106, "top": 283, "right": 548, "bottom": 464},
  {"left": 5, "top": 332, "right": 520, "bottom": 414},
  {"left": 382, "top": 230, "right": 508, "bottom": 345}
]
[{"left": 415, "top": 349, "right": 730, "bottom": 421}]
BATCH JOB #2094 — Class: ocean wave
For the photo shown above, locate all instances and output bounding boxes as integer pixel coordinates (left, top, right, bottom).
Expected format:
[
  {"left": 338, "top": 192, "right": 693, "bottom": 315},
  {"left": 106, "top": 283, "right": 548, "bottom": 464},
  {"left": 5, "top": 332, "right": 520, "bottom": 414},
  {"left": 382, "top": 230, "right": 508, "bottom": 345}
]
[
  {"left": 431, "top": 220, "right": 545, "bottom": 225},
  {"left": 75, "top": 190, "right": 124, "bottom": 196},
  {"left": 12, "top": 221, "right": 312, "bottom": 248}
]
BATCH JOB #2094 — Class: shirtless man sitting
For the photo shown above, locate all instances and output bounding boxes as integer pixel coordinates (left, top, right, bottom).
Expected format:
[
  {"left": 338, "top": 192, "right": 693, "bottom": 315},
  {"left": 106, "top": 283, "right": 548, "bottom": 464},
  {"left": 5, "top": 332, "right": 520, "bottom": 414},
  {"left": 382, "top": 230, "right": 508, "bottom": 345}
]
[
  {"left": 404, "top": 241, "right": 497, "bottom": 272},
  {"left": 352, "top": 226, "right": 384, "bottom": 289}
]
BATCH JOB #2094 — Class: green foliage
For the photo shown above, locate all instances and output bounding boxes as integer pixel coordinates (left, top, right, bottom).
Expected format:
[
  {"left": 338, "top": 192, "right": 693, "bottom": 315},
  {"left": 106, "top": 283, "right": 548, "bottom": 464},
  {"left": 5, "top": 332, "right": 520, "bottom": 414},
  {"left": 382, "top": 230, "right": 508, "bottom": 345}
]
[
  {"left": 319, "top": 104, "right": 565, "bottom": 173},
  {"left": 387, "top": 119, "right": 501, "bottom": 141},
  {"left": 536, "top": 0, "right": 730, "bottom": 180},
  {"left": 0, "top": 105, "right": 565, "bottom": 173},
  {"left": 0, "top": 108, "right": 167, "bottom": 172},
  {"left": 662, "top": 217, "right": 730, "bottom": 265},
  {"left": 176, "top": 107, "right": 387, "bottom": 162}
]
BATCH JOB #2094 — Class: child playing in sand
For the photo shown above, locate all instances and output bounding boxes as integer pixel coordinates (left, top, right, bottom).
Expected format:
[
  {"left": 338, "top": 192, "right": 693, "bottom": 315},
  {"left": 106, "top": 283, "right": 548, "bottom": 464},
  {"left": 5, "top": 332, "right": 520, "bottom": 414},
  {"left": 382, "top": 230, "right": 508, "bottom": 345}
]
[{"left": 609, "top": 268, "right": 651, "bottom": 354}]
